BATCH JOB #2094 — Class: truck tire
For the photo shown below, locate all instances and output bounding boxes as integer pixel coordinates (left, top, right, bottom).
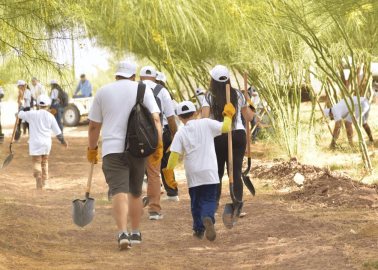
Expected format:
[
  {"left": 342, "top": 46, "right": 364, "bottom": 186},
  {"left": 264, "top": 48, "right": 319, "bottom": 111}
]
[{"left": 63, "top": 105, "right": 80, "bottom": 127}]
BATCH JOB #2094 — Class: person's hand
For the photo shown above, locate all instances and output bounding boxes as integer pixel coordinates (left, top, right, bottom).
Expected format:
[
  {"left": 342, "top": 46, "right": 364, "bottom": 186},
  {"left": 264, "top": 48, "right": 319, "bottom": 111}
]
[
  {"left": 62, "top": 140, "right": 69, "bottom": 149},
  {"left": 148, "top": 140, "right": 163, "bottom": 166},
  {"left": 222, "top": 103, "right": 236, "bottom": 118},
  {"left": 162, "top": 168, "right": 178, "bottom": 189},
  {"left": 87, "top": 147, "right": 99, "bottom": 164},
  {"left": 49, "top": 108, "right": 57, "bottom": 115}
]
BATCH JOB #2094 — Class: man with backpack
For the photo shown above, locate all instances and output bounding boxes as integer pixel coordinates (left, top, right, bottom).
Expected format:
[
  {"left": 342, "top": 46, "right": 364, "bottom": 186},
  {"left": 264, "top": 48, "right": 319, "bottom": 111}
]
[
  {"left": 140, "top": 66, "right": 178, "bottom": 220},
  {"left": 87, "top": 61, "right": 162, "bottom": 250}
]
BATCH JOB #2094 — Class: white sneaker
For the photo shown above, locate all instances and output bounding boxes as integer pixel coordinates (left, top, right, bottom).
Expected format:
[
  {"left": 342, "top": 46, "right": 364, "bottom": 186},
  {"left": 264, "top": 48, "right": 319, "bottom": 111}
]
[
  {"left": 166, "top": 195, "right": 179, "bottom": 202},
  {"left": 149, "top": 212, "right": 163, "bottom": 220}
]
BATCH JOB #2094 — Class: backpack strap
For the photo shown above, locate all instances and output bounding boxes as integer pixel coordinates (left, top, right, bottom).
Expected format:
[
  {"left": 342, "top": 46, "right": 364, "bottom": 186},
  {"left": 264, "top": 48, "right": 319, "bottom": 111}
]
[
  {"left": 137, "top": 83, "right": 146, "bottom": 103},
  {"left": 153, "top": 84, "right": 164, "bottom": 97}
]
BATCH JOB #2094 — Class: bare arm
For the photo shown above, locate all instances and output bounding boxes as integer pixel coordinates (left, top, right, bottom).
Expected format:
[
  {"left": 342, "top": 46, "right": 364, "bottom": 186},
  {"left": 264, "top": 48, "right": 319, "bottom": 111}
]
[
  {"left": 88, "top": 120, "right": 102, "bottom": 149},
  {"left": 201, "top": 106, "right": 210, "bottom": 118},
  {"left": 167, "top": 115, "right": 177, "bottom": 137},
  {"left": 241, "top": 106, "right": 255, "bottom": 122},
  {"left": 331, "top": 120, "right": 342, "bottom": 147}
]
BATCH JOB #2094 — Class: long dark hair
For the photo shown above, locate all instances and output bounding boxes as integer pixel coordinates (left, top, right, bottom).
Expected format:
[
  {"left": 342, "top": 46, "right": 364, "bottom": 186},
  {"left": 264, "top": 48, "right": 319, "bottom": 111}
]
[{"left": 207, "top": 78, "right": 238, "bottom": 127}]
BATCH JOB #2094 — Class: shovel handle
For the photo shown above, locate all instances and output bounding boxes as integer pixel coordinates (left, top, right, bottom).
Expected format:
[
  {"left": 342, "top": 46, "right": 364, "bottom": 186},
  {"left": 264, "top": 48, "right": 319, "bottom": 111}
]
[
  {"left": 10, "top": 116, "right": 19, "bottom": 147},
  {"left": 226, "top": 84, "right": 234, "bottom": 184},
  {"left": 85, "top": 163, "right": 95, "bottom": 198},
  {"left": 243, "top": 73, "right": 251, "bottom": 158}
]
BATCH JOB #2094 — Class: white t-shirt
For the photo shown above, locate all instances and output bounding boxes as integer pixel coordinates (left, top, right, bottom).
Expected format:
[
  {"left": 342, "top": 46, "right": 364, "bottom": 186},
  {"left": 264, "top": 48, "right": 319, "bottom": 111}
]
[
  {"left": 30, "top": 83, "right": 46, "bottom": 100},
  {"left": 89, "top": 80, "right": 160, "bottom": 157},
  {"left": 23, "top": 89, "right": 32, "bottom": 108},
  {"left": 331, "top": 96, "right": 370, "bottom": 123},
  {"left": 143, "top": 80, "right": 175, "bottom": 126},
  {"left": 18, "top": 110, "right": 62, "bottom": 155},
  {"left": 202, "top": 90, "right": 247, "bottom": 131},
  {"left": 170, "top": 118, "right": 222, "bottom": 188},
  {"left": 50, "top": 88, "right": 59, "bottom": 105},
  {"left": 196, "top": 94, "right": 206, "bottom": 109}
]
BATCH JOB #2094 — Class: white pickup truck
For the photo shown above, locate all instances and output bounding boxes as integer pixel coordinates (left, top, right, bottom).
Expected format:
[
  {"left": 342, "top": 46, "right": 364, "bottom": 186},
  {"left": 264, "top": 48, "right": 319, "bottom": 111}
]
[{"left": 63, "top": 97, "right": 93, "bottom": 127}]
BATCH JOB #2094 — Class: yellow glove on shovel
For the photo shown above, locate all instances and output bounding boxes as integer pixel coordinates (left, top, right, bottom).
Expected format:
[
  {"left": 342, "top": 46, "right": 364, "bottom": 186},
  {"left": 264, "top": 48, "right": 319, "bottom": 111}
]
[
  {"left": 222, "top": 103, "right": 236, "bottom": 118},
  {"left": 87, "top": 147, "right": 99, "bottom": 164},
  {"left": 162, "top": 168, "right": 178, "bottom": 189}
]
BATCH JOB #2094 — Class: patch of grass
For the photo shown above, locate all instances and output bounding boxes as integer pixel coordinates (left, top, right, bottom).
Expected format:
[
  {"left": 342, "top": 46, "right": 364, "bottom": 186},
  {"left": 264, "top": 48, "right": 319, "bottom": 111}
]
[{"left": 363, "top": 261, "right": 378, "bottom": 270}]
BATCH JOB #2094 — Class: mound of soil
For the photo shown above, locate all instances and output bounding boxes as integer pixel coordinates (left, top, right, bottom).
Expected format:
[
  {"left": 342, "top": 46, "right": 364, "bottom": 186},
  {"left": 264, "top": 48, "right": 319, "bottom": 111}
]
[{"left": 251, "top": 159, "right": 378, "bottom": 208}]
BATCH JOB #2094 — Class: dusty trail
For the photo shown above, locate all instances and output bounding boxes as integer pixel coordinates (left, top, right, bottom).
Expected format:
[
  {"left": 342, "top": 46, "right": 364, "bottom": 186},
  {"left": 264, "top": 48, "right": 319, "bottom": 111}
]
[{"left": 0, "top": 127, "right": 377, "bottom": 270}]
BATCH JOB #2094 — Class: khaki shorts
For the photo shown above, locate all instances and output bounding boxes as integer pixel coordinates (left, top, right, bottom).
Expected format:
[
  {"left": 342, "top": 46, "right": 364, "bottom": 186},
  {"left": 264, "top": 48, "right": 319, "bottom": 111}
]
[{"left": 102, "top": 152, "right": 147, "bottom": 197}]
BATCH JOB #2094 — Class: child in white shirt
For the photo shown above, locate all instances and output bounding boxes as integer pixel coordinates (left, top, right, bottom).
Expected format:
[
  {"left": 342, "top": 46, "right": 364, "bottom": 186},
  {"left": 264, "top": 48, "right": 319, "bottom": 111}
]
[
  {"left": 163, "top": 101, "right": 235, "bottom": 241},
  {"left": 18, "top": 95, "right": 68, "bottom": 189}
]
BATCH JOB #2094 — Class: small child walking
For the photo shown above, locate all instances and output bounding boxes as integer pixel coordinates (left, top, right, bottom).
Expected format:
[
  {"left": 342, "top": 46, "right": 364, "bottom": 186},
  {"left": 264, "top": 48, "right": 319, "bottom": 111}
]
[
  {"left": 18, "top": 95, "right": 68, "bottom": 189},
  {"left": 163, "top": 101, "right": 235, "bottom": 241}
]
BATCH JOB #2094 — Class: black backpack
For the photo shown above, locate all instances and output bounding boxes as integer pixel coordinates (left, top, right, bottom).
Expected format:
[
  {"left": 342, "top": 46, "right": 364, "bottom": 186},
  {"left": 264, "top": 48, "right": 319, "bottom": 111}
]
[
  {"left": 125, "top": 83, "right": 159, "bottom": 158},
  {"left": 58, "top": 89, "right": 69, "bottom": 107},
  {"left": 153, "top": 84, "right": 164, "bottom": 123}
]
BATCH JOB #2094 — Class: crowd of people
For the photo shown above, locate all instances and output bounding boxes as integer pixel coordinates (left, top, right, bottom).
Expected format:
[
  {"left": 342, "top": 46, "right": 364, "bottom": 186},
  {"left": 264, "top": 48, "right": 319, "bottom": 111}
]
[{"left": 0, "top": 62, "right": 375, "bottom": 251}]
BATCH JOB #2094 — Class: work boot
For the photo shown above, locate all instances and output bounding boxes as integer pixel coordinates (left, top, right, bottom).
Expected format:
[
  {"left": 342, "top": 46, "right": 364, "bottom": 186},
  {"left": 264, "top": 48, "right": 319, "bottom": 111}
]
[
  {"left": 36, "top": 178, "right": 43, "bottom": 190},
  {"left": 203, "top": 217, "right": 216, "bottom": 241}
]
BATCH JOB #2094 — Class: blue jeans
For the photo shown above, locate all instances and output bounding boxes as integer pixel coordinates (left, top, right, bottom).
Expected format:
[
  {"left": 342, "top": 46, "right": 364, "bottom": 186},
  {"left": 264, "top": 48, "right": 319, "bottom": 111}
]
[
  {"left": 52, "top": 105, "right": 64, "bottom": 132},
  {"left": 189, "top": 184, "right": 218, "bottom": 232}
]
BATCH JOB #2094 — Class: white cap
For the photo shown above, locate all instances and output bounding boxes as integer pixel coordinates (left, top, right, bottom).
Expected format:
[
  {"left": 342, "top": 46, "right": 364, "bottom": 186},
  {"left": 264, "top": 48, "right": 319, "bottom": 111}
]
[
  {"left": 17, "top": 80, "right": 26, "bottom": 86},
  {"left": 115, "top": 61, "right": 137, "bottom": 78},
  {"left": 323, "top": 108, "right": 331, "bottom": 118},
  {"left": 176, "top": 101, "right": 197, "bottom": 116},
  {"left": 37, "top": 94, "right": 51, "bottom": 106},
  {"left": 140, "top": 66, "right": 157, "bottom": 78},
  {"left": 195, "top": 88, "right": 204, "bottom": 96},
  {"left": 156, "top": 71, "right": 167, "bottom": 83},
  {"left": 210, "top": 65, "right": 230, "bottom": 82},
  {"left": 50, "top": 79, "right": 58, "bottom": 85}
]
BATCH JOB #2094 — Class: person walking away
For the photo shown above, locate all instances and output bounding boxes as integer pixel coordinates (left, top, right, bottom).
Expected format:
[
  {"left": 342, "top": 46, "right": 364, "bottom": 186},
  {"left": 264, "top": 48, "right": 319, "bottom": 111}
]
[
  {"left": 248, "top": 86, "right": 260, "bottom": 143},
  {"left": 30, "top": 77, "right": 46, "bottom": 108},
  {"left": 156, "top": 71, "right": 181, "bottom": 202},
  {"left": 50, "top": 80, "right": 68, "bottom": 133},
  {"left": 192, "top": 88, "right": 206, "bottom": 110},
  {"left": 15, "top": 80, "right": 32, "bottom": 140},
  {"left": 0, "top": 87, "right": 4, "bottom": 143},
  {"left": 74, "top": 74, "right": 93, "bottom": 98},
  {"left": 18, "top": 94, "right": 68, "bottom": 189},
  {"left": 323, "top": 96, "right": 374, "bottom": 148},
  {"left": 163, "top": 101, "right": 235, "bottom": 241},
  {"left": 140, "top": 66, "right": 177, "bottom": 220},
  {"left": 87, "top": 61, "right": 162, "bottom": 250},
  {"left": 202, "top": 65, "right": 254, "bottom": 216}
]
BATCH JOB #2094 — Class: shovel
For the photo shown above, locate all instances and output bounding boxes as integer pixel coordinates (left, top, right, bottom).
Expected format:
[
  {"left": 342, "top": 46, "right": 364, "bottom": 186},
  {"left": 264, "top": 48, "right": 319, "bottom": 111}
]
[
  {"left": 222, "top": 84, "right": 243, "bottom": 229},
  {"left": 242, "top": 73, "right": 256, "bottom": 196},
  {"left": 72, "top": 163, "right": 95, "bottom": 227},
  {"left": 1, "top": 116, "right": 19, "bottom": 169}
]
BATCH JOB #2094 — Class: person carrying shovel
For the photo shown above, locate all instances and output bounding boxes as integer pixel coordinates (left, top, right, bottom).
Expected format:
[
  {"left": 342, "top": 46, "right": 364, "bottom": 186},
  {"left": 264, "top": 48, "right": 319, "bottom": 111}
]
[
  {"left": 163, "top": 100, "right": 235, "bottom": 241},
  {"left": 201, "top": 65, "right": 254, "bottom": 217},
  {"left": 18, "top": 94, "right": 68, "bottom": 189}
]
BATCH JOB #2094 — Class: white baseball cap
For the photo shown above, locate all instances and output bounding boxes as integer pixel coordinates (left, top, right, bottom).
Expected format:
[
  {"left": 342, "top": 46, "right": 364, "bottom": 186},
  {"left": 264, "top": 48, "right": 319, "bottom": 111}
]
[
  {"left": 17, "top": 80, "right": 26, "bottom": 86},
  {"left": 156, "top": 71, "right": 167, "bottom": 83},
  {"left": 115, "top": 61, "right": 137, "bottom": 78},
  {"left": 195, "top": 88, "right": 204, "bottom": 96},
  {"left": 176, "top": 101, "right": 197, "bottom": 116},
  {"left": 50, "top": 79, "right": 58, "bottom": 85},
  {"left": 210, "top": 65, "right": 230, "bottom": 82},
  {"left": 37, "top": 94, "right": 51, "bottom": 106},
  {"left": 140, "top": 66, "right": 157, "bottom": 78}
]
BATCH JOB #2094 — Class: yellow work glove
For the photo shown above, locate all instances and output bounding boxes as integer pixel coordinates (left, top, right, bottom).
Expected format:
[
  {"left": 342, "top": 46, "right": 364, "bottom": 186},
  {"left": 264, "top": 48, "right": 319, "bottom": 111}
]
[
  {"left": 148, "top": 140, "right": 163, "bottom": 166},
  {"left": 87, "top": 147, "right": 99, "bottom": 164},
  {"left": 162, "top": 168, "right": 178, "bottom": 189},
  {"left": 222, "top": 103, "right": 236, "bottom": 118}
]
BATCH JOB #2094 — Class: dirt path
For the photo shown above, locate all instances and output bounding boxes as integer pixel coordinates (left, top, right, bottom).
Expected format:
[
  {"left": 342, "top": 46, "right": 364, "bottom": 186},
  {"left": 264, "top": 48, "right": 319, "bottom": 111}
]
[{"left": 0, "top": 127, "right": 377, "bottom": 270}]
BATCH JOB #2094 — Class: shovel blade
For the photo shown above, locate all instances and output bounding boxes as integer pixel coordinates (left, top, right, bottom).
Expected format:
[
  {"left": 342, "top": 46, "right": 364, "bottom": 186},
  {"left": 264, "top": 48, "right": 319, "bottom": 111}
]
[
  {"left": 242, "top": 175, "right": 256, "bottom": 196},
  {"left": 72, "top": 198, "right": 95, "bottom": 227},
  {"left": 222, "top": 203, "right": 235, "bottom": 229},
  {"left": 1, "top": 153, "right": 14, "bottom": 169}
]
